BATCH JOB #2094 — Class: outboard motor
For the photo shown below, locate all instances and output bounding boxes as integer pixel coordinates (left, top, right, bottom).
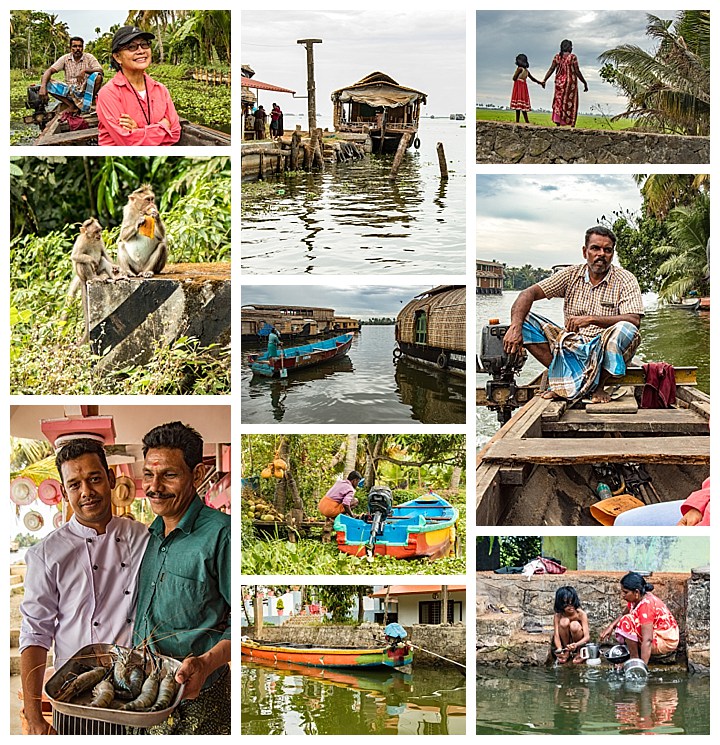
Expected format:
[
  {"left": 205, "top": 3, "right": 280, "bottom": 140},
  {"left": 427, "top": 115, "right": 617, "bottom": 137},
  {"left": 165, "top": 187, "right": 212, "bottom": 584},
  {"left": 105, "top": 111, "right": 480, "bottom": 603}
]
[
  {"left": 478, "top": 320, "right": 527, "bottom": 423},
  {"left": 364, "top": 486, "right": 393, "bottom": 560},
  {"left": 26, "top": 85, "right": 47, "bottom": 115}
]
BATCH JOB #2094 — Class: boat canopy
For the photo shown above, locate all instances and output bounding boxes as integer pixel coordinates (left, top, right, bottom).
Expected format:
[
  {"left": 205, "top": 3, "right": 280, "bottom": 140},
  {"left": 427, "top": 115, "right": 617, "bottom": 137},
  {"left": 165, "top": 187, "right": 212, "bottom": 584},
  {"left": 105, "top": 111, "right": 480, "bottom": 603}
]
[{"left": 331, "top": 71, "right": 427, "bottom": 107}]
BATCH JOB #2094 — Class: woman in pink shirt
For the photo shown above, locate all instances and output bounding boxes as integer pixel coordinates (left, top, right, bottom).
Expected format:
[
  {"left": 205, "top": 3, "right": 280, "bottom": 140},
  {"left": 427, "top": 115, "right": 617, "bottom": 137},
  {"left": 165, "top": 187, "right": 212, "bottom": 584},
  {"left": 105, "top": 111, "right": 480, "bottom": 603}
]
[{"left": 97, "top": 25, "right": 181, "bottom": 146}]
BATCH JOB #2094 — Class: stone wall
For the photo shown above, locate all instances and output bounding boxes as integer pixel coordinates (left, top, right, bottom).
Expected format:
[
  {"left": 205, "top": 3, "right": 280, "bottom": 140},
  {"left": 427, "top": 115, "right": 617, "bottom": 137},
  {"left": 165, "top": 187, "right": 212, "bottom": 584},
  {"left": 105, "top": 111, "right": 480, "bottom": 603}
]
[
  {"left": 476, "top": 121, "right": 709, "bottom": 164},
  {"left": 476, "top": 570, "right": 708, "bottom": 670},
  {"left": 245, "top": 622, "right": 465, "bottom": 667}
]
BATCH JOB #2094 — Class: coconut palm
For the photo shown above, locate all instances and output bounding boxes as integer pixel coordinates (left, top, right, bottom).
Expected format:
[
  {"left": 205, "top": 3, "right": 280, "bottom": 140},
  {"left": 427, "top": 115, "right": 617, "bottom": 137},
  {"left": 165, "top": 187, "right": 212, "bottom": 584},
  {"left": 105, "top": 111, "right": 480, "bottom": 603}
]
[
  {"left": 653, "top": 192, "right": 710, "bottom": 301},
  {"left": 633, "top": 173, "right": 710, "bottom": 219},
  {"left": 598, "top": 10, "right": 710, "bottom": 136}
]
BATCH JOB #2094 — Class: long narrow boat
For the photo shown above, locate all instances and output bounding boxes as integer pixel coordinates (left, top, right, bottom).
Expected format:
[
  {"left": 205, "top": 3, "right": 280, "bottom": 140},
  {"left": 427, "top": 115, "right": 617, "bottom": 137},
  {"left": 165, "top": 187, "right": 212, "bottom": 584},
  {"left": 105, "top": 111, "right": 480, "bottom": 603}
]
[
  {"left": 248, "top": 332, "right": 354, "bottom": 378},
  {"left": 334, "top": 495, "right": 458, "bottom": 560},
  {"left": 241, "top": 639, "right": 413, "bottom": 669},
  {"left": 665, "top": 298, "right": 701, "bottom": 311},
  {"left": 476, "top": 369, "right": 709, "bottom": 527}
]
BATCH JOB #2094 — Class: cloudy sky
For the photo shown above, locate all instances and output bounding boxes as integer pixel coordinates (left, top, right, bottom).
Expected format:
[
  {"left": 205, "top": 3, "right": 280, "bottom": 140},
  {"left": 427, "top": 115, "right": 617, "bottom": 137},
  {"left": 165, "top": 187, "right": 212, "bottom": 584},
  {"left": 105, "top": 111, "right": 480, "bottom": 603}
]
[
  {"left": 241, "top": 285, "right": 433, "bottom": 319},
  {"left": 242, "top": 10, "right": 465, "bottom": 117},
  {"left": 35, "top": 10, "right": 128, "bottom": 44},
  {"left": 476, "top": 9, "right": 679, "bottom": 113},
  {"left": 476, "top": 174, "right": 643, "bottom": 268}
]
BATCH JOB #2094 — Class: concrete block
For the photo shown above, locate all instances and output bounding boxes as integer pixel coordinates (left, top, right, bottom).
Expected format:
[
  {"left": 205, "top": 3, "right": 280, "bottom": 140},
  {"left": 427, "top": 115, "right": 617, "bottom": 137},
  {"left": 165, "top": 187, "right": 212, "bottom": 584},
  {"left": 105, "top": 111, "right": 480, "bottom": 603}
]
[{"left": 87, "top": 262, "right": 230, "bottom": 368}]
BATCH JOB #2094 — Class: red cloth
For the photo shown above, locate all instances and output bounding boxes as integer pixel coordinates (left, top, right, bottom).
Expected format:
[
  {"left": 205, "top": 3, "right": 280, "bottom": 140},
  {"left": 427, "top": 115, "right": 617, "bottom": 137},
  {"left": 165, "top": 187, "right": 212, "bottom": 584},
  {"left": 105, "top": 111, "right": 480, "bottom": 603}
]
[
  {"left": 551, "top": 52, "right": 579, "bottom": 126},
  {"left": 681, "top": 478, "right": 710, "bottom": 525},
  {"left": 640, "top": 362, "right": 677, "bottom": 408},
  {"left": 510, "top": 79, "right": 531, "bottom": 110},
  {"left": 97, "top": 72, "right": 181, "bottom": 146}
]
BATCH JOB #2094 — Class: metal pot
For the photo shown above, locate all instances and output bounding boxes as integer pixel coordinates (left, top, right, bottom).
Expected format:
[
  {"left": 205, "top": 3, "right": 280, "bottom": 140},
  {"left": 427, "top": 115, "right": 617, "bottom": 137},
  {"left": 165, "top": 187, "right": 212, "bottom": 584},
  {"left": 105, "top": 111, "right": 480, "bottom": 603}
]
[
  {"left": 579, "top": 643, "right": 600, "bottom": 660},
  {"left": 623, "top": 658, "right": 649, "bottom": 678},
  {"left": 604, "top": 644, "right": 631, "bottom": 664}
]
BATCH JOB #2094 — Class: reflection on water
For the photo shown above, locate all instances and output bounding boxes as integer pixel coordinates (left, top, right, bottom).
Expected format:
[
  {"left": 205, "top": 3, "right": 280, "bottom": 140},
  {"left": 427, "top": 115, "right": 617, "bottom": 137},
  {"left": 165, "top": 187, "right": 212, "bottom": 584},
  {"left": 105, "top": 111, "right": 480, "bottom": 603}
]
[
  {"left": 241, "top": 325, "right": 465, "bottom": 424},
  {"left": 242, "top": 659, "right": 466, "bottom": 735},
  {"left": 476, "top": 665, "right": 709, "bottom": 735},
  {"left": 241, "top": 120, "right": 465, "bottom": 274},
  {"left": 476, "top": 292, "right": 710, "bottom": 442}
]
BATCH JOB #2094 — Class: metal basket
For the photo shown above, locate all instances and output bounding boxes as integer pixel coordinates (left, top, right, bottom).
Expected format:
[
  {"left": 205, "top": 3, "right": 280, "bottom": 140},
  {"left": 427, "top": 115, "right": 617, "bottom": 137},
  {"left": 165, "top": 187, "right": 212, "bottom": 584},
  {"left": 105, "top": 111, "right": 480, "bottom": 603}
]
[{"left": 45, "top": 643, "right": 184, "bottom": 727}]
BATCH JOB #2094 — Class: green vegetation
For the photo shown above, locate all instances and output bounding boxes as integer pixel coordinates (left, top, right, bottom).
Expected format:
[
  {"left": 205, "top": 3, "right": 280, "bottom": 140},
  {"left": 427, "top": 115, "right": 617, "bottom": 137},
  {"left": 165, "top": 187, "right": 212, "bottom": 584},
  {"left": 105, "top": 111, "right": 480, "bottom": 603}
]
[
  {"left": 241, "top": 434, "right": 466, "bottom": 575},
  {"left": 475, "top": 109, "right": 635, "bottom": 130},
  {"left": 10, "top": 156, "right": 231, "bottom": 395},
  {"left": 599, "top": 11, "right": 709, "bottom": 136},
  {"left": 503, "top": 265, "right": 552, "bottom": 291}
]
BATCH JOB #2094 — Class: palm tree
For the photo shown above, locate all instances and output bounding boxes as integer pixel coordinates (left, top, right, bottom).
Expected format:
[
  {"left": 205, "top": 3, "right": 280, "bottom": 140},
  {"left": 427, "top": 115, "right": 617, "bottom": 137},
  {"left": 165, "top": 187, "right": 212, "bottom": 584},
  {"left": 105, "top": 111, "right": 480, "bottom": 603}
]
[
  {"left": 633, "top": 173, "right": 710, "bottom": 219},
  {"left": 598, "top": 10, "right": 710, "bottom": 136},
  {"left": 653, "top": 192, "right": 710, "bottom": 301}
]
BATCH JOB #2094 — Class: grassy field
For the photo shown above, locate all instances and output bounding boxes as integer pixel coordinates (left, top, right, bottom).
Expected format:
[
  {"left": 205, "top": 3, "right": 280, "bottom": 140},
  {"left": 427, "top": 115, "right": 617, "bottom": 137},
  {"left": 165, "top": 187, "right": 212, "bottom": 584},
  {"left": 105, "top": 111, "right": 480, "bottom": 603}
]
[{"left": 476, "top": 108, "right": 635, "bottom": 131}]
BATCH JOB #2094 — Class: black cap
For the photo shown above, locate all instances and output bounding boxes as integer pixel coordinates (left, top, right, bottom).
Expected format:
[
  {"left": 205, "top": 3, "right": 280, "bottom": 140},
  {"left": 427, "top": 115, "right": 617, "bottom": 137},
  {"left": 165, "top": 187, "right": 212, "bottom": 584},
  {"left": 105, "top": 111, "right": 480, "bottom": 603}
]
[{"left": 111, "top": 26, "right": 155, "bottom": 53}]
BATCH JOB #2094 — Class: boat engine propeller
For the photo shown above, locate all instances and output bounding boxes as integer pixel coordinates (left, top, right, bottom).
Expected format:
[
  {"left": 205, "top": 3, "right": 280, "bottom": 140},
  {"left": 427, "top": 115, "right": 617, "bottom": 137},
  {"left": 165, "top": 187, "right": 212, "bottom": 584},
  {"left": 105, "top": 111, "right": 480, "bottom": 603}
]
[
  {"left": 478, "top": 321, "right": 528, "bottom": 423},
  {"left": 364, "top": 486, "right": 393, "bottom": 561}
]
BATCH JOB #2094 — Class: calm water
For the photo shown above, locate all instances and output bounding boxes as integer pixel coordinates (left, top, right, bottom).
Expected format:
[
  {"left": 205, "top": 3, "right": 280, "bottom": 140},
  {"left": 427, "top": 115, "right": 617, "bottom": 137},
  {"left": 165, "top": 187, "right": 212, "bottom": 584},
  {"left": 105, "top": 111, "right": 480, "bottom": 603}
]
[
  {"left": 242, "top": 660, "right": 466, "bottom": 735},
  {"left": 476, "top": 292, "right": 710, "bottom": 442},
  {"left": 476, "top": 665, "right": 709, "bottom": 735},
  {"left": 241, "top": 119, "right": 466, "bottom": 274},
  {"left": 241, "top": 325, "right": 466, "bottom": 424}
]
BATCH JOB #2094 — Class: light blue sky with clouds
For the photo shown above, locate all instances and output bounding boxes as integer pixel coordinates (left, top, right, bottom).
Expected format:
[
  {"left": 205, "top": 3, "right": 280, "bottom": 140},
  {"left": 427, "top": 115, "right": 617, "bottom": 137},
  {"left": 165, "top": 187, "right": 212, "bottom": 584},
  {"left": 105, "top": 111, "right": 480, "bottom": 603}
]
[
  {"left": 476, "top": 174, "right": 644, "bottom": 269},
  {"left": 36, "top": 10, "right": 129, "bottom": 44},
  {"left": 476, "top": 9, "right": 679, "bottom": 114}
]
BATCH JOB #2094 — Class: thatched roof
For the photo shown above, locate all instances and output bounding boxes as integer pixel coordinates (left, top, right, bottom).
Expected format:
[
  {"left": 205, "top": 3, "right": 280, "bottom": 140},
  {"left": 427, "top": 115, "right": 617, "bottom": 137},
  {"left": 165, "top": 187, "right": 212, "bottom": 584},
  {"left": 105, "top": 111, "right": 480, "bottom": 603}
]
[
  {"left": 396, "top": 286, "right": 465, "bottom": 351},
  {"left": 331, "top": 71, "right": 427, "bottom": 107}
]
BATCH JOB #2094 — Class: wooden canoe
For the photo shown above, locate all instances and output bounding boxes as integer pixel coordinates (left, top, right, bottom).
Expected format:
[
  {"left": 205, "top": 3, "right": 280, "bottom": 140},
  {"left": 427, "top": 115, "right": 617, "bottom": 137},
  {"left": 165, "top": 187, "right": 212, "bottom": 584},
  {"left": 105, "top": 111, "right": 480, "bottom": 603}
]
[
  {"left": 32, "top": 111, "right": 230, "bottom": 146},
  {"left": 248, "top": 332, "right": 354, "bottom": 378},
  {"left": 241, "top": 639, "right": 413, "bottom": 669},
  {"left": 334, "top": 495, "right": 458, "bottom": 560},
  {"left": 476, "top": 374, "right": 709, "bottom": 527}
]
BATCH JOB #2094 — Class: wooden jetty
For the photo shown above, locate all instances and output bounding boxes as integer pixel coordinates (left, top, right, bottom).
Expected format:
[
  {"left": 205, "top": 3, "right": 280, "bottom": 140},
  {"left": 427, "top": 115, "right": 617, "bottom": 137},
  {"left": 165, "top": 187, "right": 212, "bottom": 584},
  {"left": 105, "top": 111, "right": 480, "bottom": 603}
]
[
  {"left": 394, "top": 286, "right": 465, "bottom": 375},
  {"left": 476, "top": 368, "right": 709, "bottom": 526},
  {"left": 331, "top": 71, "right": 426, "bottom": 154}
]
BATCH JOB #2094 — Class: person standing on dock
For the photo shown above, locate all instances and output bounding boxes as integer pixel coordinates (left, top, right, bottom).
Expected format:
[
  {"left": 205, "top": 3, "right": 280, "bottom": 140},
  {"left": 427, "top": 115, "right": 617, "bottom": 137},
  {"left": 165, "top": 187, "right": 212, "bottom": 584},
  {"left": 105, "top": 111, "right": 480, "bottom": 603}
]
[
  {"left": 255, "top": 105, "right": 268, "bottom": 140},
  {"left": 270, "top": 103, "right": 284, "bottom": 139},
  {"left": 318, "top": 471, "right": 362, "bottom": 543},
  {"left": 502, "top": 225, "right": 643, "bottom": 403}
]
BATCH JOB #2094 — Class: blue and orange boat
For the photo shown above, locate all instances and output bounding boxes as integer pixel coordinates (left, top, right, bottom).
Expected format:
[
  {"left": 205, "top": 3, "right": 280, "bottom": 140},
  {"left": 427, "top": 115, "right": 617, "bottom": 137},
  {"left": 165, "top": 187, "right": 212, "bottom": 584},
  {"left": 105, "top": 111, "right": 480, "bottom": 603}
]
[
  {"left": 241, "top": 639, "right": 413, "bottom": 670},
  {"left": 334, "top": 494, "right": 458, "bottom": 561},
  {"left": 248, "top": 332, "right": 354, "bottom": 377}
]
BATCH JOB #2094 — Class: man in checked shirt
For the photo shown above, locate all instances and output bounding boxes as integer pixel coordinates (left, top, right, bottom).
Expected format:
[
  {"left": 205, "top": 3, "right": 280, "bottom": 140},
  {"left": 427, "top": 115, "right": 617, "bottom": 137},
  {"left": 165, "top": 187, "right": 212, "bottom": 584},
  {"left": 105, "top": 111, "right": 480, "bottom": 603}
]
[{"left": 502, "top": 225, "right": 643, "bottom": 403}]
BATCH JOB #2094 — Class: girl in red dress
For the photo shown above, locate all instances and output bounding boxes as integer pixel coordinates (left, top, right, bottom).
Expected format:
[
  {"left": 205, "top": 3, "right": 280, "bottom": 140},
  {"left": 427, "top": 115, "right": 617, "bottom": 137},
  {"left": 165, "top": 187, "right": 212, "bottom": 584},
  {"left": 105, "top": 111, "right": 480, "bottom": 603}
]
[{"left": 510, "top": 53, "right": 544, "bottom": 123}]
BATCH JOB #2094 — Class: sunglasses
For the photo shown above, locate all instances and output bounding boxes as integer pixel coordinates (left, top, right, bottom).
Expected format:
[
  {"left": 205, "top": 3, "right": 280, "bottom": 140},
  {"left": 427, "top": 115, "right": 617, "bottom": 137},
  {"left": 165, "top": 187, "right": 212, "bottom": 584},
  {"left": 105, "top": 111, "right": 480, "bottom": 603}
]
[{"left": 121, "top": 40, "right": 151, "bottom": 52}]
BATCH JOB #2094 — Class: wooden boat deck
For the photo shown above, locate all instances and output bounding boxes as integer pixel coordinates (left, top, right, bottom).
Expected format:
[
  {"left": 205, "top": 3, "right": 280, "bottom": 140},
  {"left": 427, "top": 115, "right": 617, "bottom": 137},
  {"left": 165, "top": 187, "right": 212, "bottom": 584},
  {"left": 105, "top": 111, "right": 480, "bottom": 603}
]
[{"left": 476, "top": 377, "right": 709, "bottom": 526}]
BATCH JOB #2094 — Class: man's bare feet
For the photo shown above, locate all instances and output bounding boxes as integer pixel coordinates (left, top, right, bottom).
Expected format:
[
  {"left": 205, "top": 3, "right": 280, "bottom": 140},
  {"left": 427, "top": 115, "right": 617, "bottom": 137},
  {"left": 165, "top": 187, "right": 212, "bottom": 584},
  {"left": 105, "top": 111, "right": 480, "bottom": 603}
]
[
  {"left": 591, "top": 388, "right": 611, "bottom": 404},
  {"left": 572, "top": 654, "right": 586, "bottom": 665},
  {"left": 541, "top": 390, "right": 562, "bottom": 400}
]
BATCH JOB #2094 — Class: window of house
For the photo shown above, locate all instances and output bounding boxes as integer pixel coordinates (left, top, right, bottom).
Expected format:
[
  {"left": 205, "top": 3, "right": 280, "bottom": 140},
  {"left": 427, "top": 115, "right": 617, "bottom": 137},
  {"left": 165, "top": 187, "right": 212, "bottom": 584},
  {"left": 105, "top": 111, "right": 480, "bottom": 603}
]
[
  {"left": 418, "top": 600, "right": 462, "bottom": 624},
  {"left": 414, "top": 311, "right": 428, "bottom": 344}
]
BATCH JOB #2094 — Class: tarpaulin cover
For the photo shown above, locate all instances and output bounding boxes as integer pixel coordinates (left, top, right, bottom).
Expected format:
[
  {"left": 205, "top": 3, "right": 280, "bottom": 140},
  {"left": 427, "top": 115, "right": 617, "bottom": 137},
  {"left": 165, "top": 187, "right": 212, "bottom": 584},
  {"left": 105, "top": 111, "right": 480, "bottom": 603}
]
[{"left": 337, "top": 84, "right": 419, "bottom": 107}]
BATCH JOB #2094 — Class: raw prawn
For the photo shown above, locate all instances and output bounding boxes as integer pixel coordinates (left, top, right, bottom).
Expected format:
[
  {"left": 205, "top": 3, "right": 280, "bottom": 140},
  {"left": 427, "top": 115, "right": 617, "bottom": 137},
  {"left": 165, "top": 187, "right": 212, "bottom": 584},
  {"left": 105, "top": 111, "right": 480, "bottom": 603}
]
[
  {"left": 112, "top": 645, "right": 146, "bottom": 700},
  {"left": 121, "top": 657, "right": 162, "bottom": 712},
  {"left": 88, "top": 678, "right": 115, "bottom": 708},
  {"left": 55, "top": 665, "right": 108, "bottom": 703},
  {"left": 149, "top": 664, "right": 179, "bottom": 712}
]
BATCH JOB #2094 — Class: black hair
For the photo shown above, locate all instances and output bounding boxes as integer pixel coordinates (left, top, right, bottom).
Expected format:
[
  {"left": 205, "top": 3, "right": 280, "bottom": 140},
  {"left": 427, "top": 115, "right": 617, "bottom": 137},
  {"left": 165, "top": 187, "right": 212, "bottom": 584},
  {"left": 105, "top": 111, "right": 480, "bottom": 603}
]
[
  {"left": 347, "top": 470, "right": 362, "bottom": 482},
  {"left": 560, "top": 39, "right": 573, "bottom": 54},
  {"left": 620, "top": 572, "right": 654, "bottom": 595},
  {"left": 55, "top": 438, "right": 109, "bottom": 484},
  {"left": 70, "top": 37, "right": 84, "bottom": 46},
  {"left": 554, "top": 585, "right": 581, "bottom": 613},
  {"left": 585, "top": 225, "right": 617, "bottom": 248},
  {"left": 515, "top": 54, "right": 529, "bottom": 69},
  {"left": 142, "top": 421, "right": 204, "bottom": 470},
  {"left": 110, "top": 55, "right": 121, "bottom": 72}
]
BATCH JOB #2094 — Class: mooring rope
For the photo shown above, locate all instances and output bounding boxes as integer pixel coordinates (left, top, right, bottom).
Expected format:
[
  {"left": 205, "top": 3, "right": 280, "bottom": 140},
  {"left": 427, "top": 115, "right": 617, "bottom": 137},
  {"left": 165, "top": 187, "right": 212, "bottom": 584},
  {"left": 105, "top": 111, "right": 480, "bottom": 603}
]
[{"left": 409, "top": 642, "right": 466, "bottom": 669}]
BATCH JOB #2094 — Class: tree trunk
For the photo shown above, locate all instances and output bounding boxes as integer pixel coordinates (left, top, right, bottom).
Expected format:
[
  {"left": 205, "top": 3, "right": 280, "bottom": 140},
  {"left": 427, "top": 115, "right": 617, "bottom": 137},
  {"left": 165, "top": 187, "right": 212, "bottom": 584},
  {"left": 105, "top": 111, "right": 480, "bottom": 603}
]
[
  {"left": 357, "top": 589, "right": 364, "bottom": 623},
  {"left": 343, "top": 434, "right": 358, "bottom": 477},
  {"left": 448, "top": 465, "right": 461, "bottom": 495},
  {"left": 441, "top": 585, "right": 449, "bottom": 624},
  {"left": 383, "top": 586, "right": 391, "bottom": 627},
  {"left": 254, "top": 587, "right": 264, "bottom": 637}
]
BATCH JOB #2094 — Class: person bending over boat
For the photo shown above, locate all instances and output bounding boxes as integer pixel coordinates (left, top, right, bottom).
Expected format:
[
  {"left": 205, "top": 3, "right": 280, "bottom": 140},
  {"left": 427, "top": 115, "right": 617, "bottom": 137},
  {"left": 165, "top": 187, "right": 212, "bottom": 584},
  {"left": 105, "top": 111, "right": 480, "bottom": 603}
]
[
  {"left": 38, "top": 36, "right": 103, "bottom": 114},
  {"left": 96, "top": 26, "right": 181, "bottom": 146},
  {"left": 503, "top": 226, "right": 643, "bottom": 403},
  {"left": 600, "top": 573, "right": 679, "bottom": 664},
  {"left": 318, "top": 470, "right": 362, "bottom": 542}
]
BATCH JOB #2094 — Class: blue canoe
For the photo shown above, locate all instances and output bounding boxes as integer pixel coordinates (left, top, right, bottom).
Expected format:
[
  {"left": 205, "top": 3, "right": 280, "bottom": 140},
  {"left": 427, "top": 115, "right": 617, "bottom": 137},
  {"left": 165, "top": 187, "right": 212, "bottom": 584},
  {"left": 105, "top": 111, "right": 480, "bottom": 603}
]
[{"left": 248, "top": 333, "right": 354, "bottom": 377}]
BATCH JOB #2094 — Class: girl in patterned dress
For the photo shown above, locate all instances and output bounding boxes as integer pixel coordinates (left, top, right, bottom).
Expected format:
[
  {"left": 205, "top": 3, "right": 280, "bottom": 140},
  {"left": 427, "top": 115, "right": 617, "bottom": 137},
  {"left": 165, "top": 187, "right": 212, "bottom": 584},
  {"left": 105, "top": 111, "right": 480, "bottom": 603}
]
[
  {"left": 600, "top": 572, "right": 679, "bottom": 664},
  {"left": 510, "top": 54, "right": 544, "bottom": 123}
]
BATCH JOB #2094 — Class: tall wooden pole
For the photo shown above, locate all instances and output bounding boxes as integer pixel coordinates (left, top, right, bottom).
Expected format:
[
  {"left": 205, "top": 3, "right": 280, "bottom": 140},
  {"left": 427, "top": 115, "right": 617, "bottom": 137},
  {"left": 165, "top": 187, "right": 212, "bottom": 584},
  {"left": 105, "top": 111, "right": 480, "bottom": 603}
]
[{"left": 297, "top": 38, "right": 322, "bottom": 131}]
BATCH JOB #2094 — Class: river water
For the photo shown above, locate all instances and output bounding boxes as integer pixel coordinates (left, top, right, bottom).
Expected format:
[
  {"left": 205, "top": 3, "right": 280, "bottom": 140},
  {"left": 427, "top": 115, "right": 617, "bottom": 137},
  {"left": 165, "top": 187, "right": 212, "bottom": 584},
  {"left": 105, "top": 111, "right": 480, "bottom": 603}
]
[
  {"left": 476, "top": 291, "right": 710, "bottom": 443},
  {"left": 241, "top": 325, "right": 466, "bottom": 425},
  {"left": 242, "top": 660, "right": 466, "bottom": 735},
  {"left": 476, "top": 665, "right": 709, "bottom": 735},
  {"left": 240, "top": 119, "right": 466, "bottom": 275}
]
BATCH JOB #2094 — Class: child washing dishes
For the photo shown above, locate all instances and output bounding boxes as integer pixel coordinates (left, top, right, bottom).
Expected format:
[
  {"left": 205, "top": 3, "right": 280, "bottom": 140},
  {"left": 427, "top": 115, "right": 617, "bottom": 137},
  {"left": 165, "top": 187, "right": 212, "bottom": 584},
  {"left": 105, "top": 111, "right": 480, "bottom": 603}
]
[{"left": 553, "top": 586, "right": 590, "bottom": 664}]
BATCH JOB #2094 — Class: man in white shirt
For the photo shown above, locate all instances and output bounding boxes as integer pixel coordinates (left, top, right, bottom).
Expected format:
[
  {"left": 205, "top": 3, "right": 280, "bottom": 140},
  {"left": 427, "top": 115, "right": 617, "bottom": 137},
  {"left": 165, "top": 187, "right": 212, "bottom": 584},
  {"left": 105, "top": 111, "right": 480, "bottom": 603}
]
[{"left": 19, "top": 438, "right": 148, "bottom": 735}]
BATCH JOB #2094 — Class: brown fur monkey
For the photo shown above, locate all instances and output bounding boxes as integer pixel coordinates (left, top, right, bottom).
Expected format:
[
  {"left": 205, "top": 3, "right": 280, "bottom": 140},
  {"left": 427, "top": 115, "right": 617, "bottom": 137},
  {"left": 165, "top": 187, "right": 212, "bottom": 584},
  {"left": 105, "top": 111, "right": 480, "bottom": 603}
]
[{"left": 117, "top": 185, "right": 168, "bottom": 277}]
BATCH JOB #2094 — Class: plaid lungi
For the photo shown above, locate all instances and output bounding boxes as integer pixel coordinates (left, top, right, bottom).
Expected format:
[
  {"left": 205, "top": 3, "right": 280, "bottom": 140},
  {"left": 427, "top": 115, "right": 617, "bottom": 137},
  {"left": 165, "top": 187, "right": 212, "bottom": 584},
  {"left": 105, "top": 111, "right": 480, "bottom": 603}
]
[
  {"left": 47, "top": 72, "right": 99, "bottom": 112},
  {"left": 522, "top": 311, "right": 640, "bottom": 401}
]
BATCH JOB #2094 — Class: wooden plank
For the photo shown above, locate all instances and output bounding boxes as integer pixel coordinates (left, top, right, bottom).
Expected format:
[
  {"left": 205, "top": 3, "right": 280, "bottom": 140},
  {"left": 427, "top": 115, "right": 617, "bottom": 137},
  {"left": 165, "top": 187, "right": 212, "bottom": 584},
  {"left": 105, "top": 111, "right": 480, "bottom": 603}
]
[
  {"left": 476, "top": 395, "right": 548, "bottom": 459},
  {"left": 476, "top": 462, "right": 503, "bottom": 526},
  {"left": 499, "top": 465, "right": 529, "bottom": 485},
  {"left": 676, "top": 386, "right": 710, "bottom": 418},
  {"left": 543, "top": 409, "right": 709, "bottom": 434},
  {"left": 618, "top": 366, "right": 697, "bottom": 385},
  {"left": 482, "top": 436, "right": 709, "bottom": 465}
]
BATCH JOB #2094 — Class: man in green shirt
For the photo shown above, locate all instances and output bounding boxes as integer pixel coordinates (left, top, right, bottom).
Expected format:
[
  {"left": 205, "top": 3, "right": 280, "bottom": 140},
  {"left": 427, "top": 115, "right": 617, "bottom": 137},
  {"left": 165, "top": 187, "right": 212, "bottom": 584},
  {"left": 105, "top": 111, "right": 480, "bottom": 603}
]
[{"left": 133, "top": 421, "right": 230, "bottom": 734}]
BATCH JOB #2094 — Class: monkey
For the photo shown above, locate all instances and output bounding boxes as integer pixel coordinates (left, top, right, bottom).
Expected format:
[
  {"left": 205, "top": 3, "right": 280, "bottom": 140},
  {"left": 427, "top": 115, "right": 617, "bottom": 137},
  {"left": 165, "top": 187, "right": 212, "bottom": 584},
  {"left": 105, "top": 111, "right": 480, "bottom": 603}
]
[
  {"left": 64, "top": 217, "right": 117, "bottom": 341},
  {"left": 116, "top": 185, "right": 168, "bottom": 278}
]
